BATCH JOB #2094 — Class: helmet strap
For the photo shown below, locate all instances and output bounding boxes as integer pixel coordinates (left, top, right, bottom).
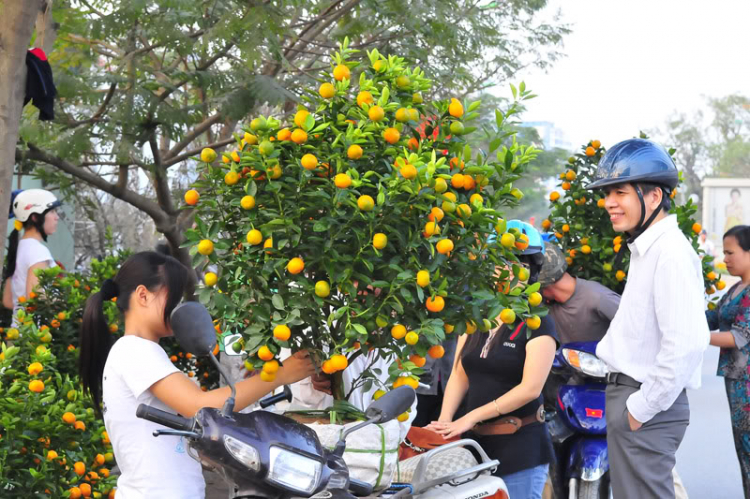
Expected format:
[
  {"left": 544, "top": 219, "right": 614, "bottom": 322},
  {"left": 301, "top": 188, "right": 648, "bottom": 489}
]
[
  {"left": 613, "top": 185, "right": 664, "bottom": 269},
  {"left": 627, "top": 185, "right": 663, "bottom": 245}
]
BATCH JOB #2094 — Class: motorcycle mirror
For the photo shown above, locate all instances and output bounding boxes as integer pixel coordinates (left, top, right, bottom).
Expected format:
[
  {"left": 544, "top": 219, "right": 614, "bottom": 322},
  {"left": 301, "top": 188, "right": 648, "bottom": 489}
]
[
  {"left": 170, "top": 302, "right": 217, "bottom": 357},
  {"left": 364, "top": 386, "right": 415, "bottom": 424}
]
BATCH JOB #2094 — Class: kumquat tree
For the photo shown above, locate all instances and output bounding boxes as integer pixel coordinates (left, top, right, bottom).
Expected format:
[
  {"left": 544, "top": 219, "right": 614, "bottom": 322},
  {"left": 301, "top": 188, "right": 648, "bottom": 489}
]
[
  {"left": 183, "top": 39, "right": 549, "bottom": 401},
  {"left": 542, "top": 133, "right": 724, "bottom": 302},
  {"left": 0, "top": 313, "right": 117, "bottom": 498}
]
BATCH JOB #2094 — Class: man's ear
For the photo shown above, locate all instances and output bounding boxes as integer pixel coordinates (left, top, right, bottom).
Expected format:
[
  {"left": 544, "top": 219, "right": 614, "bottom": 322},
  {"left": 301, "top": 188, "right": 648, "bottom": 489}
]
[{"left": 647, "top": 187, "right": 664, "bottom": 212}]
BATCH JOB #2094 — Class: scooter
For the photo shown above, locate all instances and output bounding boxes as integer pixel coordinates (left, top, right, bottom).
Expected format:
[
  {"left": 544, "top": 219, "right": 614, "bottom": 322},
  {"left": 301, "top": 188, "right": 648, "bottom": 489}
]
[
  {"left": 137, "top": 302, "right": 509, "bottom": 499},
  {"left": 546, "top": 342, "right": 611, "bottom": 499}
]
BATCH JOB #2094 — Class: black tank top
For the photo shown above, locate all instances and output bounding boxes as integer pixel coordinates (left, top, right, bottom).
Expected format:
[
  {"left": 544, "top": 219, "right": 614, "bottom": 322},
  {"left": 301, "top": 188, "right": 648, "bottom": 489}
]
[{"left": 462, "top": 316, "right": 558, "bottom": 476}]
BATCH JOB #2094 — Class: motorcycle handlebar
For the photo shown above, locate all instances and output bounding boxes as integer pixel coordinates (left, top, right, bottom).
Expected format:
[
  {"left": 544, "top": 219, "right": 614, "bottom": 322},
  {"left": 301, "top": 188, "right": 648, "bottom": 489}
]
[
  {"left": 136, "top": 404, "right": 193, "bottom": 432},
  {"left": 348, "top": 478, "right": 373, "bottom": 496},
  {"left": 259, "top": 385, "right": 293, "bottom": 409}
]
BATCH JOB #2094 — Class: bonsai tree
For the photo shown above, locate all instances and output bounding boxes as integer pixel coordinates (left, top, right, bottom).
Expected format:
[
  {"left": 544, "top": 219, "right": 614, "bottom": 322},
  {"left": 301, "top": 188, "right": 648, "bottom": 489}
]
[{"left": 184, "top": 39, "right": 547, "bottom": 403}]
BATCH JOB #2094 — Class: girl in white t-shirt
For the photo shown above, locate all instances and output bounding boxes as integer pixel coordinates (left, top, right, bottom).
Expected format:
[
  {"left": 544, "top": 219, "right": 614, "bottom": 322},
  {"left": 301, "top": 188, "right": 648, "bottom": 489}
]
[
  {"left": 2, "top": 189, "right": 61, "bottom": 312},
  {"left": 78, "top": 251, "right": 315, "bottom": 499}
]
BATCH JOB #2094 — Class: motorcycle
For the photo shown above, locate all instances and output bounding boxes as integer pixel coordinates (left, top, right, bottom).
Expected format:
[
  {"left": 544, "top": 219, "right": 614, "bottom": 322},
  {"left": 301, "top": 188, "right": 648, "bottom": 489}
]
[
  {"left": 546, "top": 341, "right": 611, "bottom": 499},
  {"left": 137, "top": 302, "right": 508, "bottom": 499}
]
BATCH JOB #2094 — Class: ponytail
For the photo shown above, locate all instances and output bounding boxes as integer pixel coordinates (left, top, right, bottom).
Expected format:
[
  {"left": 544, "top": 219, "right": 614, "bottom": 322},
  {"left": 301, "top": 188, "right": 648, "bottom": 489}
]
[
  {"left": 3, "top": 228, "right": 20, "bottom": 281},
  {"left": 79, "top": 289, "right": 114, "bottom": 416},
  {"left": 78, "top": 251, "right": 189, "bottom": 416}
]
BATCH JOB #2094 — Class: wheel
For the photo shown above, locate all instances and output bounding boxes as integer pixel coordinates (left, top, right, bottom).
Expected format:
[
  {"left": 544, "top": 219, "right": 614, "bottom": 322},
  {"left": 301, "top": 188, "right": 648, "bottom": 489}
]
[{"left": 578, "top": 472, "right": 612, "bottom": 499}]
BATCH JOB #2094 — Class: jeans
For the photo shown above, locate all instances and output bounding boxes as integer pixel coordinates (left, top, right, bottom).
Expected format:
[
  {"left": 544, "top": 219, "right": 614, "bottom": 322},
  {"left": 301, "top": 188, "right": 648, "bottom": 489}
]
[{"left": 501, "top": 464, "right": 549, "bottom": 499}]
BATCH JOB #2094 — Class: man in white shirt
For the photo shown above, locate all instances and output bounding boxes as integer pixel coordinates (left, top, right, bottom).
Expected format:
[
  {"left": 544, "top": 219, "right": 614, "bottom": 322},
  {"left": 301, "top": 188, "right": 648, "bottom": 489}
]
[
  {"left": 586, "top": 139, "right": 709, "bottom": 498},
  {"left": 698, "top": 229, "right": 716, "bottom": 258}
]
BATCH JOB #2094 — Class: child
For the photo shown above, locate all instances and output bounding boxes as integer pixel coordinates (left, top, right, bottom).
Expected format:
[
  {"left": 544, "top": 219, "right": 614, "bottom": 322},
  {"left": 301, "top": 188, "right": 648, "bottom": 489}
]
[{"left": 79, "top": 251, "right": 315, "bottom": 498}]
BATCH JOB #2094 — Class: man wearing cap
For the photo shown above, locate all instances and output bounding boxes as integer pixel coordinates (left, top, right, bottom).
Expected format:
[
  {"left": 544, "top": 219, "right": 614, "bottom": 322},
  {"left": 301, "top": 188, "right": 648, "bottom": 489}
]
[
  {"left": 537, "top": 243, "right": 620, "bottom": 345},
  {"left": 585, "top": 139, "right": 709, "bottom": 498}
]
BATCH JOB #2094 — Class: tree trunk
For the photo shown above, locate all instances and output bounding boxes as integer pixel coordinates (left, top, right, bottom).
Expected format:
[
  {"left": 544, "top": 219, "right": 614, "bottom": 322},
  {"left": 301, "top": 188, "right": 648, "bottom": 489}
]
[{"left": 0, "top": 0, "right": 44, "bottom": 266}]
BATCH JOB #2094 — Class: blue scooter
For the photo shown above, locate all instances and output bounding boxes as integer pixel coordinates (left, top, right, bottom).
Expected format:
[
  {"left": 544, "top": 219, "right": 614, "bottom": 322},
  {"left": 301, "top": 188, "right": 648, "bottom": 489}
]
[{"left": 546, "top": 342, "right": 611, "bottom": 499}]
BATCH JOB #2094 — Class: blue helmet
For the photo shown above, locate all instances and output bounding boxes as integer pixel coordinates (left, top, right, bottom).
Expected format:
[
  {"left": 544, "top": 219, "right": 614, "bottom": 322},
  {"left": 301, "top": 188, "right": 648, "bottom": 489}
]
[
  {"left": 487, "top": 220, "right": 544, "bottom": 253},
  {"left": 505, "top": 220, "right": 544, "bottom": 256},
  {"left": 586, "top": 138, "right": 678, "bottom": 191}
]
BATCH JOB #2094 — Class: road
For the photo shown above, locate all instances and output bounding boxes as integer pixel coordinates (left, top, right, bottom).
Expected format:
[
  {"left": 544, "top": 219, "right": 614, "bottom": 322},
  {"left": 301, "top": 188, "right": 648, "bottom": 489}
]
[
  {"left": 677, "top": 345, "right": 743, "bottom": 498},
  {"left": 676, "top": 275, "right": 744, "bottom": 498}
]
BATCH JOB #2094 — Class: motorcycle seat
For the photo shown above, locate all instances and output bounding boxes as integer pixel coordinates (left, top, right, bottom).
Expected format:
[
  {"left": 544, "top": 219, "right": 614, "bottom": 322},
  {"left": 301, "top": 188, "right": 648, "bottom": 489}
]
[{"left": 394, "top": 447, "right": 478, "bottom": 484}]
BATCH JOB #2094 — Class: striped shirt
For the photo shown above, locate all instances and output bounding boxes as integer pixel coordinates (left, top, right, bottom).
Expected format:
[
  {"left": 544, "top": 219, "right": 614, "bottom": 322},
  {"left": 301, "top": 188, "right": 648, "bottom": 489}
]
[{"left": 596, "top": 215, "right": 710, "bottom": 423}]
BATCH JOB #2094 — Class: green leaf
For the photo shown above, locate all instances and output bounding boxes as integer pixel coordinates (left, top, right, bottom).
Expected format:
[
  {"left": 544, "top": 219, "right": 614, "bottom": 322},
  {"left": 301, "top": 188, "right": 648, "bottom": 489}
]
[
  {"left": 272, "top": 294, "right": 285, "bottom": 310},
  {"left": 303, "top": 113, "right": 316, "bottom": 132},
  {"left": 353, "top": 324, "right": 368, "bottom": 336}
]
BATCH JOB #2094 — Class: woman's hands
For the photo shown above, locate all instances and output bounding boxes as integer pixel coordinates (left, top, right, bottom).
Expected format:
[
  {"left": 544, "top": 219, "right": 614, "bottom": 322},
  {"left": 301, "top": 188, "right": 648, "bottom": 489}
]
[
  {"left": 426, "top": 414, "right": 477, "bottom": 440},
  {"left": 277, "top": 350, "right": 316, "bottom": 385}
]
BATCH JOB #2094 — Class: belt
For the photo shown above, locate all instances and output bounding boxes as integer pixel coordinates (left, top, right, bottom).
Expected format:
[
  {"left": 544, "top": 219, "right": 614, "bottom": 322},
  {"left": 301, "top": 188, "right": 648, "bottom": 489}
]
[
  {"left": 605, "top": 372, "right": 642, "bottom": 389},
  {"left": 472, "top": 406, "right": 545, "bottom": 436}
]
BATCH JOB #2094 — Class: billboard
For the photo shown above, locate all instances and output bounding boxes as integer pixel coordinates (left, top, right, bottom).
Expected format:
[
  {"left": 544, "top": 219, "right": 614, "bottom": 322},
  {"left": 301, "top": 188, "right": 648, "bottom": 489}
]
[{"left": 702, "top": 178, "right": 750, "bottom": 255}]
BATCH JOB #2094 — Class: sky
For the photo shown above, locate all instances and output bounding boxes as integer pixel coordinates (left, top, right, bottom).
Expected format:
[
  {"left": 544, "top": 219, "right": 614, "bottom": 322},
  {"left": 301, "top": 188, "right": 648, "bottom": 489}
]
[{"left": 515, "top": 0, "right": 750, "bottom": 151}]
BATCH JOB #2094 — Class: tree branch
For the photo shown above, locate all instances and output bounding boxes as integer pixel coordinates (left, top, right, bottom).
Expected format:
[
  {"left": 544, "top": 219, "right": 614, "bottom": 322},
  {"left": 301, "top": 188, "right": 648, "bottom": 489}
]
[
  {"left": 164, "top": 113, "right": 223, "bottom": 160},
  {"left": 163, "top": 137, "right": 236, "bottom": 168},
  {"left": 17, "top": 144, "right": 167, "bottom": 224},
  {"left": 152, "top": 41, "right": 235, "bottom": 107}
]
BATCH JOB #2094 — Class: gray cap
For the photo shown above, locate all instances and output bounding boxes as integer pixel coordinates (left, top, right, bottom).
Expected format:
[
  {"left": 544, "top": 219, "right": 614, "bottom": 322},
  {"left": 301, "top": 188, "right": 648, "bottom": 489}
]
[{"left": 538, "top": 242, "right": 568, "bottom": 287}]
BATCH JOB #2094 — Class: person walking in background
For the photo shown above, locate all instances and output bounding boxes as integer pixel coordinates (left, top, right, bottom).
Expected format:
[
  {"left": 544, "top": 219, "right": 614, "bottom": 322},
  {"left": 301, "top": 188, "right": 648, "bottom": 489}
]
[
  {"left": 586, "top": 139, "right": 709, "bottom": 498},
  {"left": 2, "top": 189, "right": 62, "bottom": 314},
  {"left": 698, "top": 229, "right": 716, "bottom": 259},
  {"left": 706, "top": 225, "right": 750, "bottom": 498}
]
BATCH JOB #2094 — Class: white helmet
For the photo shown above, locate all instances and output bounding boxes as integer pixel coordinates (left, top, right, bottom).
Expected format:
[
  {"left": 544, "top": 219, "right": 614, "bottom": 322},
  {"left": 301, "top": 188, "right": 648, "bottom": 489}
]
[{"left": 12, "top": 189, "right": 61, "bottom": 222}]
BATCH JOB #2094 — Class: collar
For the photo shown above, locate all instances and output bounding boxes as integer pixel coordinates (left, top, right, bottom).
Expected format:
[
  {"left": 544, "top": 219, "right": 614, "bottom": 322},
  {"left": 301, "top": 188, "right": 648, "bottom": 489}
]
[{"left": 628, "top": 214, "right": 678, "bottom": 257}]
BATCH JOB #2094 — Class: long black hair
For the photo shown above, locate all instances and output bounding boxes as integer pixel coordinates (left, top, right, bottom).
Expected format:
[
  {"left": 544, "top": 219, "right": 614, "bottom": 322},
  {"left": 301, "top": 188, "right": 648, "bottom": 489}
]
[
  {"left": 79, "top": 251, "right": 189, "bottom": 415},
  {"left": 724, "top": 225, "right": 750, "bottom": 251},
  {"left": 3, "top": 212, "right": 51, "bottom": 281}
]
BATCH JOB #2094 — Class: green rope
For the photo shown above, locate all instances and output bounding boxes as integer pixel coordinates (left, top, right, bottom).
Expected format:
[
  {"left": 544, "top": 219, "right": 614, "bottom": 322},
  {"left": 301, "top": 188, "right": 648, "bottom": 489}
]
[{"left": 331, "top": 423, "right": 398, "bottom": 488}]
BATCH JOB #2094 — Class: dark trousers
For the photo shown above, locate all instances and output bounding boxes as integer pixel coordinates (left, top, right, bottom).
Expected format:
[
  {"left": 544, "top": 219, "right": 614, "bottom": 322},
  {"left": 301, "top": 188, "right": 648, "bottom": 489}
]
[
  {"left": 606, "top": 384, "right": 689, "bottom": 499},
  {"left": 413, "top": 382, "right": 445, "bottom": 428}
]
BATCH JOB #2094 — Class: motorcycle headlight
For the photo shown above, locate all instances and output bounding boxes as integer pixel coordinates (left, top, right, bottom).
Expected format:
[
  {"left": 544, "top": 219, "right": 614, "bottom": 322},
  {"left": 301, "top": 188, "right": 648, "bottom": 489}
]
[
  {"left": 223, "top": 435, "right": 260, "bottom": 471},
  {"left": 267, "top": 446, "right": 322, "bottom": 495},
  {"left": 562, "top": 348, "right": 608, "bottom": 378}
]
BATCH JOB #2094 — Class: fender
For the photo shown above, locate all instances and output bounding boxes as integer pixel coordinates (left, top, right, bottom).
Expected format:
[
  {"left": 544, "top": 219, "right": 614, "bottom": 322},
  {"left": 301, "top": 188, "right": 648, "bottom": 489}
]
[
  {"left": 557, "top": 383, "right": 607, "bottom": 435},
  {"left": 566, "top": 437, "right": 608, "bottom": 482}
]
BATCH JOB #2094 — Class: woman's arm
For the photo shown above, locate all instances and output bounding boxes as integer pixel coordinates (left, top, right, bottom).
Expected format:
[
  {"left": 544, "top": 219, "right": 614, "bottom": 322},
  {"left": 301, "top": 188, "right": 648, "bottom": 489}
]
[
  {"left": 710, "top": 332, "right": 737, "bottom": 348},
  {"left": 431, "top": 335, "right": 556, "bottom": 439},
  {"left": 25, "top": 262, "right": 49, "bottom": 297},
  {"left": 2, "top": 280, "right": 12, "bottom": 309},
  {"left": 150, "top": 350, "right": 315, "bottom": 417},
  {"left": 434, "top": 334, "right": 470, "bottom": 423}
]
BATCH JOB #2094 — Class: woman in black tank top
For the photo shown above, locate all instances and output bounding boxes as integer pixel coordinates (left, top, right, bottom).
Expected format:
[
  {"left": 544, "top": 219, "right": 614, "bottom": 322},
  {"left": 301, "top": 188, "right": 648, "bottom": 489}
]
[{"left": 427, "top": 317, "right": 558, "bottom": 499}]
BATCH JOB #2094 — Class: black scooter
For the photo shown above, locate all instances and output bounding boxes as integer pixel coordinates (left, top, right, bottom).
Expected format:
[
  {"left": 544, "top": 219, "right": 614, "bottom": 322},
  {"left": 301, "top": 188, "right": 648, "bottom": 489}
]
[{"left": 136, "top": 302, "right": 415, "bottom": 499}]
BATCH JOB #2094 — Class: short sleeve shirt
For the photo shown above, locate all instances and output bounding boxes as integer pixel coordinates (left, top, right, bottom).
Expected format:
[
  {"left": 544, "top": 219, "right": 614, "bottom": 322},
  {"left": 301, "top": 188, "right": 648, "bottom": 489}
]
[
  {"left": 11, "top": 238, "right": 55, "bottom": 307},
  {"left": 462, "top": 316, "right": 558, "bottom": 475},
  {"left": 549, "top": 278, "right": 621, "bottom": 344},
  {"left": 102, "top": 336, "right": 205, "bottom": 498}
]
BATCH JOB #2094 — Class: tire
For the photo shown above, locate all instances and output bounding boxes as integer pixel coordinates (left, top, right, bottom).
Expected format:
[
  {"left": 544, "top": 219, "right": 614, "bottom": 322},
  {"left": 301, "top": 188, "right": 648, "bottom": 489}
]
[{"left": 578, "top": 472, "right": 612, "bottom": 499}]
